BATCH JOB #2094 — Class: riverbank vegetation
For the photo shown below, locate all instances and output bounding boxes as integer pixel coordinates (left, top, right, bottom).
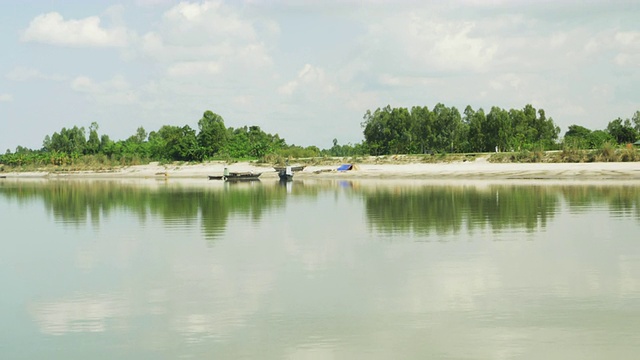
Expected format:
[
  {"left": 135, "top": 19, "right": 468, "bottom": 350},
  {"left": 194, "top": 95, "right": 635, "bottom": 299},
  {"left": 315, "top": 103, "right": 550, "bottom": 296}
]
[{"left": 1, "top": 105, "right": 639, "bottom": 172}]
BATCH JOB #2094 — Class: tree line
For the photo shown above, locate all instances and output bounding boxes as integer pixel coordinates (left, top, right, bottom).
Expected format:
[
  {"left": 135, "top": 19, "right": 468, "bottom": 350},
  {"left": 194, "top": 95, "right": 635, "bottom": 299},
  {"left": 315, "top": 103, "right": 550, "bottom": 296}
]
[
  {"left": 1, "top": 110, "right": 323, "bottom": 167},
  {"left": 361, "top": 104, "right": 639, "bottom": 155},
  {"left": 2, "top": 106, "right": 639, "bottom": 168},
  {"left": 363, "top": 103, "right": 558, "bottom": 154}
]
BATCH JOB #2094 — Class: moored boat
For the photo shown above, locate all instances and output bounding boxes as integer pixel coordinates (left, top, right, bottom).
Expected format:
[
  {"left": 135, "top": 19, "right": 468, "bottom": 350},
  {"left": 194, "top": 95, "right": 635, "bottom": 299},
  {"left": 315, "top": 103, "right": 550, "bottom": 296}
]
[
  {"left": 273, "top": 165, "right": 305, "bottom": 173},
  {"left": 277, "top": 164, "right": 296, "bottom": 181},
  {"left": 208, "top": 171, "right": 262, "bottom": 181}
]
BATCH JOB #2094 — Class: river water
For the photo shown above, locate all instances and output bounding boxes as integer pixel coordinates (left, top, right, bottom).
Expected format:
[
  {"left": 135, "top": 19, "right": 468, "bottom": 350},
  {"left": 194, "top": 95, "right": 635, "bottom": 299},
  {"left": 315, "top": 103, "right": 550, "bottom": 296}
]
[{"left": 1, "top": 178, "right": 639, "bottom": 359}]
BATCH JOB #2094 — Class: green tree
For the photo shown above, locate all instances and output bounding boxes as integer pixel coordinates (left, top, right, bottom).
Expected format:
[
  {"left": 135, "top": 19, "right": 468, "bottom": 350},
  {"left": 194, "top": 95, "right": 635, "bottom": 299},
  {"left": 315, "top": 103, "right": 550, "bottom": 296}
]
[
  {"left": 197, "top": 110, "right": 228, "bottom": 158},
  {"left": 362, "top": 106, "right": 392, "bottom": 155},
  {"left": 85, "top": 122, "right": 100, "bottom": 154},
  {"left": 485, "top": 106, "right": 511, "bottom": 152},
  {"left": 632, "top": 111, "right": 640, "bottom": 133},
  {"left": 410, "top": 106, "right": 435, "bottom": 154},
  {"left": 533, "top": 108, "right": 560, "bottom": 149},
  {"left": 150, "top": 125, "right": 198, "bottom": 161},
  {"left": 564, "top": 124, "right": 591, "bottom": 148},
  {"left": 48, "top": 126, "right": 87, "bottom": 155},
  {"left": 466, "top": 106, "right": 487, "bottom": 152},
  {"left": 588, "top": 130, "right": 614, "bottom": 148},
  {"left": 432, "top": 104, "right": 463, "bottom": 153},
  {"left": 607, "top": 118, "right": 638, "bottom": 144}
]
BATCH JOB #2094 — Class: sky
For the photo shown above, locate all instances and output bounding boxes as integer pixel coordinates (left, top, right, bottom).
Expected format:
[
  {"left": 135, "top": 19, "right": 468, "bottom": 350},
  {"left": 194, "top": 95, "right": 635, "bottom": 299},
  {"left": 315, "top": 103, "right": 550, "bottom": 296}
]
[{"left": 0, "top": 0, "right": 638, "bottom": 151}]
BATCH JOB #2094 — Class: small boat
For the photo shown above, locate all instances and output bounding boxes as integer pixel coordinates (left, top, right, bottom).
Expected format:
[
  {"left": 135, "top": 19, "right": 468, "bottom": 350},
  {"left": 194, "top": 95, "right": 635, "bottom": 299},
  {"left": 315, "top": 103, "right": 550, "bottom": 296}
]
[
  {"left": 278, "top": 167, "right": 293, "bottom": 181},
  {"left": 274, "top": 165, "right": 304, "bottom": 181},
  {"left": 273, "top": 165, "right": 305, "bottom": 173},
  {"left": 209, "top": 169, "right": 262, "bottom": 182}
]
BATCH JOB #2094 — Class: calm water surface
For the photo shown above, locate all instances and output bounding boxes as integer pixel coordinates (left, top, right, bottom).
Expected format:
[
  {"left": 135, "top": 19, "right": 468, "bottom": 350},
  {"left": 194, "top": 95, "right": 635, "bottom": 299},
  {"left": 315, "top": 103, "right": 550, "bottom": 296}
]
[{"left": 1, "top": 178, "right": 639, "bottom": 359}]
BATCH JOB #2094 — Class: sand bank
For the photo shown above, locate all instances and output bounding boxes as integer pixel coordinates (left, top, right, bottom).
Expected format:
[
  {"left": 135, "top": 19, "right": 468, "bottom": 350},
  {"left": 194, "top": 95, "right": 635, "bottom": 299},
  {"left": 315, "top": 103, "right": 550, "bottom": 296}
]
[{"left": 3, "top": 158, "right": 640, "bottom": 181}]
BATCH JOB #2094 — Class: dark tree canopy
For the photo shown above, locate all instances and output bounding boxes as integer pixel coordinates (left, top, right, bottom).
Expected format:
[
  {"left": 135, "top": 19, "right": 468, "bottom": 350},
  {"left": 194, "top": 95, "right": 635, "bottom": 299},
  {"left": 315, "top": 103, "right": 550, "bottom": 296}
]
[{"left": 362, "top": 103, "right": 560, "bottom": 155}]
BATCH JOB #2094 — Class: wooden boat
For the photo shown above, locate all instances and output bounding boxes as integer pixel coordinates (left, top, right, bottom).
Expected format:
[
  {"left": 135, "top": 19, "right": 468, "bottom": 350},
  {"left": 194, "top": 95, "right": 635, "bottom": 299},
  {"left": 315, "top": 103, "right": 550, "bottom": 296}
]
[
  {"left": 208, "top": 172, "right": 262, "bottom": 181},
  {"left": 276, "top": 165, "right": 302, "bottom": 182},
  {"left": 273, "top": 165, "right": 305, "bottom": 173},
  {"left": 278, "top": 170, "right": 293, "bottom": 181}
]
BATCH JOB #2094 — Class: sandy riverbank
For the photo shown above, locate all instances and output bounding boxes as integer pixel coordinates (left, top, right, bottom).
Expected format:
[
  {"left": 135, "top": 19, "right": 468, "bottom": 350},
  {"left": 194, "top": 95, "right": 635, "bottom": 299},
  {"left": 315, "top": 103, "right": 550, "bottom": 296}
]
[{"left": 3, "top": 157, "right": 640, "bottom": 181}]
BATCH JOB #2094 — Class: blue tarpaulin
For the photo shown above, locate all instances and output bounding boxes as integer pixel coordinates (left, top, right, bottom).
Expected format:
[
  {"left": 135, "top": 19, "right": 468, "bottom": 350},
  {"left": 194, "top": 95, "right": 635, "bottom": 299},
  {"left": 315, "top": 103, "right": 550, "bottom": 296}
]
[{"left": 337, "top": 164, "right": 353, "bottom": 171}]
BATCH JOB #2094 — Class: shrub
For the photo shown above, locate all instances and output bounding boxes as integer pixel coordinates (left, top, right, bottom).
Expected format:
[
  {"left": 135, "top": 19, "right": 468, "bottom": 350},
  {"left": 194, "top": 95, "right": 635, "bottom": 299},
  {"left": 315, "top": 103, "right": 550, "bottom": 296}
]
[
  {"left": 598, "top": 142, "right": 617, "bottom": 162},
  {"left": 620, "top": 148, "right": 640, "bottom": 162}
]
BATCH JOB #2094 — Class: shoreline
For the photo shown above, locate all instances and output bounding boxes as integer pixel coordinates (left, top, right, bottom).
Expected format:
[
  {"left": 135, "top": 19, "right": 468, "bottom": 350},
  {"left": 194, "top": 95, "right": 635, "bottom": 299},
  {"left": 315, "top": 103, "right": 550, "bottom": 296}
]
[{"left": 2, "top": 158, "right": 640, "bottom": 181}]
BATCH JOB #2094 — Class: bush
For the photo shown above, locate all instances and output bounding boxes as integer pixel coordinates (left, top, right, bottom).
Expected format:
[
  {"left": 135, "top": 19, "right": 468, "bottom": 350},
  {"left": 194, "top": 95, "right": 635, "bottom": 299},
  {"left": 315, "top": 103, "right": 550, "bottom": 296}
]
[
  {"left": 558, "top": 148, "right": 586, "bottom": 163},
  {"left": 620, "top": 148, "right": 640, "bottom": 162},
  {"left": 597, "top": 142, "right": 617, "bottom": 162}
]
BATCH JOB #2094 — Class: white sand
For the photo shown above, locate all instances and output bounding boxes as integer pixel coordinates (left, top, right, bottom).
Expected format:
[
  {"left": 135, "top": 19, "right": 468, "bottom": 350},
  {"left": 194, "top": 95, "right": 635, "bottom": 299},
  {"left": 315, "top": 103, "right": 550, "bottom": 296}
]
[{"left": 3, "top": 157, "right": 640, "bottom": 181}]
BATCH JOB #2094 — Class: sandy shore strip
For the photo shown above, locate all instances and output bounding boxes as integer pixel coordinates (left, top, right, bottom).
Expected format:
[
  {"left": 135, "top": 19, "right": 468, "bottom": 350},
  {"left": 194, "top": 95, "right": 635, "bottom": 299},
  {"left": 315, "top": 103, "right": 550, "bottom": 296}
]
[{"left": 3, "top": 157, "right": 640, "bottom": 180}]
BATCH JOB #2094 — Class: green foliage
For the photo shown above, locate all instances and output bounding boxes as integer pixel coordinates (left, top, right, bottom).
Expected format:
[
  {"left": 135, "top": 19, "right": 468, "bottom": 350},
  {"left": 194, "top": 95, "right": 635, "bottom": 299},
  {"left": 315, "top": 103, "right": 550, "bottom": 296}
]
[
  {"left": 278, "top": 145, "right": 320, "bottom": 159},
  {"left": 320, "top": 139, "right": 366, "bottom": 157},
  {"left": 607, "top": 117, "right": 638, "bottom": 144},
  {"left": 197, "top": 110, "right": 228, "bottom": 158},
  {"left": 47, "top": 126, "right": 87, "bottom": 154},
  {"left": 3, "top": 106, "right": 639, "bottom": 170},
  {"left": 223, "top": 125, "right": 285, "bottom": 159},
  {"left": 598, "top": 142, "right": 618, "bottom": 162},
  {"left": 149, "top": 125, "right": 198, "bottom": 161},
  {"left": 362, "top": 103, "right": 559, "bottom": 156}
]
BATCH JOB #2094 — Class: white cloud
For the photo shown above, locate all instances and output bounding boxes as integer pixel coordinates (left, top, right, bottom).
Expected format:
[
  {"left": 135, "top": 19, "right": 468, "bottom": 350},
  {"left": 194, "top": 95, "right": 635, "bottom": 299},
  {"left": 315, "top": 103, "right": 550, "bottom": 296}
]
[
  {"left": 614, "top": 31, "right": 640, "bottom": 46},
  {"left": 278, "top": 64, "right": 334, "bottom": 96},
  {"left": 364, "top": 12, "right": 498, "bottom": 74},
  {"left": 136, "top": 0, "right": 173, "bottom": 6},
  {"left": 129, "top": 1, "right": 273, "bottom": 78},
  {"left": 167, "top": 61, "right": 221, "bottom": 77},
  {"left": 71, "top": 76, "right": 101, "bottom": 93},
  {"left": 6, "top": 66, "right": 67, "bottom": 82},
  {"left": 0, "top": 93, "right": 14, "bottom": 102},
  {"left": 163, "top": 1, "right": 256, "bottom": 41},
  {"left": 613, "top": 31, "right": 640, "bottom": 67},
  {"left": 489, "top": 73, "right": 522, "bottom": 91},
  {"left": 71, "top": 75, "right": 137, "bottom": 104},
  {"left": 22, "top": 12, "right": 129, "bottom": 47}
]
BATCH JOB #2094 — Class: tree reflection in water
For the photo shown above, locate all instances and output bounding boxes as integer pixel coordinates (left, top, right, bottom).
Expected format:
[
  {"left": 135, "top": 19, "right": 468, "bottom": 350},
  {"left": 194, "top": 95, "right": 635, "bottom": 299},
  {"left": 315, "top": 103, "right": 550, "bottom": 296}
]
[{"left": 1, "top": 180, "right": 639, "bottom": 238}]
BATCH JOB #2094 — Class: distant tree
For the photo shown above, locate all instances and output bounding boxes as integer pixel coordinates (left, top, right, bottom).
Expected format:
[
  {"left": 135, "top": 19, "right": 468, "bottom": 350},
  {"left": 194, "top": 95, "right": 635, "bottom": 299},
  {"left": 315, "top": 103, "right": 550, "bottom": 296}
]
[
  {"left": 150, "top": 125, "right": 198, "bottom": 161},
  {"left": 564, "top": 124, "right": 591, "bottom": 148},
  {"left": 411, "top": 105, "right": 435, "bottom": 154},
  {"left": 128, "top": 126, "right": 147, "bottom": 143},
  {"left": 99, "top": 134, "right": 112, "bottom": 153},
  {"left": 607, "top": 118, "right": 638, "bottom": 144},
  {"left": 362, "top": 106, "right": 392, "bottom": 155},
  {"left": 48, "top": 126, "right": 87, "bottom": 155},
  {"left": 42, "top": 135, "right": 52, "bottom": 152},
  {"left": 197, "top": 110, "right": 228, "bottom": 158},
  {"left": 534, "top": 108, "right": 560, "bottom": 149},
  {"left": 466, "top": 106, "right": 487, "bottom": 152},
  {"left": 632, "top": 111, "right": 640, "bottom": 133},
  {"left": 485, "top": 106, "right": 511, "bottom": 152},
  {"left": 565, "top": 124, "right": 591, "bottom": 138},
  {"left": 588, "top": 130, "right": 615, "bottom": 148},
  {"left": 85, "top": 122, "right": 100, "bottom": 154},
  {"left": 362, "top": 105, "right": 414, "bottom": 155}
]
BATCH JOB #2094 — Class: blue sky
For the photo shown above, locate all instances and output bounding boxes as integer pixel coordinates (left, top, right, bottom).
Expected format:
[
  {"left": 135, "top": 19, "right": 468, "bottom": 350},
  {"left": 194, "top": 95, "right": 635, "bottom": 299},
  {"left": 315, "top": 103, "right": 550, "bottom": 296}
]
[{"left": 1, "top": 0, "right": 638, "bottom": 151}]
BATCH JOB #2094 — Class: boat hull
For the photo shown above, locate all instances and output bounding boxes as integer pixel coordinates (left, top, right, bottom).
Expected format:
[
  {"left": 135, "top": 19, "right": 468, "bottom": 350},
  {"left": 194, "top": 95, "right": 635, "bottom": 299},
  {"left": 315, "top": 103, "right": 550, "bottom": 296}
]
[
  {"left": 208, "top": 172, "right": 262, "bottom": 181},
  {"left": 278, "top": 172, "right": 293, "bottom": 181}
]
